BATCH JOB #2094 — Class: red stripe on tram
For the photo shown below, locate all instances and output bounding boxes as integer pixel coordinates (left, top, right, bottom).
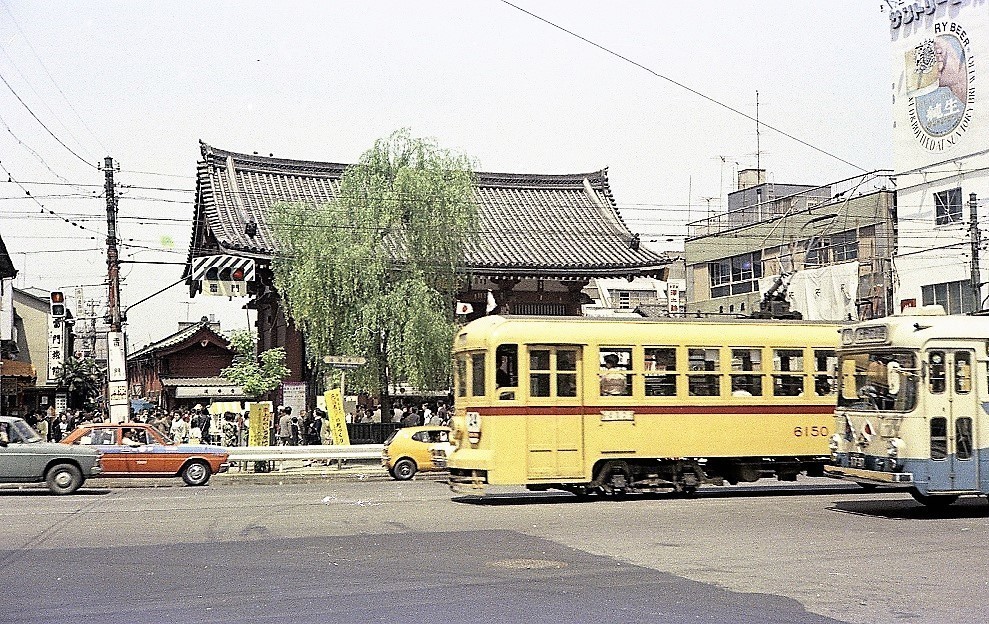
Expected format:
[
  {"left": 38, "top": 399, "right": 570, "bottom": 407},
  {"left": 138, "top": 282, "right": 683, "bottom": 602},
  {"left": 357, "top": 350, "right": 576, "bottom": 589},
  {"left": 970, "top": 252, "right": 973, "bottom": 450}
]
[{"left": 470, "top": 404, "right": 835, "bottom": 416}]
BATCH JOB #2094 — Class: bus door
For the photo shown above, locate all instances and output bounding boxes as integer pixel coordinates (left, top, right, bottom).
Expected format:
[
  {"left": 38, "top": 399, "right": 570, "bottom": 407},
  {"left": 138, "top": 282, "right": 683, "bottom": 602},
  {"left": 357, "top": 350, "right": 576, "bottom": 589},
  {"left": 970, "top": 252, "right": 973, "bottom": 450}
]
[
  {"left": 525, "top": 346, "right": 584, "bottom": 479},
  {"left": 925, "top": 348, "right": 978, "bottom": 492}
]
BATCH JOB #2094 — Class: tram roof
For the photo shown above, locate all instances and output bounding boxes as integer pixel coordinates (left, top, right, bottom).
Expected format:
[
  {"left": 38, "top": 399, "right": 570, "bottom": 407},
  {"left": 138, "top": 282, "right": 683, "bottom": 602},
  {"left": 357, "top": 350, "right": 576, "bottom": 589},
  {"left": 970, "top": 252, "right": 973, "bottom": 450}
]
[
  {"left": 848, "top": 308, "right": 989, "bottom": 348},
  {"left": 455, "top": 314, "right": 844, "bottom": 350}
]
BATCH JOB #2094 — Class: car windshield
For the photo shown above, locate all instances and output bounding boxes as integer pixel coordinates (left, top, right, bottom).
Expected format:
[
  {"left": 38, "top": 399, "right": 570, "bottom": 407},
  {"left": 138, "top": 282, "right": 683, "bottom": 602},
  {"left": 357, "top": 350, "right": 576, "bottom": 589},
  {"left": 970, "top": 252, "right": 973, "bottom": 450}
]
[{"left": 9, "top": 419, "right": 42, "bottom": 443}]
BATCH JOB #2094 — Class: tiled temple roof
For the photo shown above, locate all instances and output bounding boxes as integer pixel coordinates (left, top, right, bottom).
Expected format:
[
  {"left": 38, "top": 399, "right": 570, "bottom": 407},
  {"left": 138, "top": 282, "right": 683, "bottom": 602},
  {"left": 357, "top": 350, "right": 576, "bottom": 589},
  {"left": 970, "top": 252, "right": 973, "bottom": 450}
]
[{"left": 189, "top": 142, "right": 670, "bottom": 280}]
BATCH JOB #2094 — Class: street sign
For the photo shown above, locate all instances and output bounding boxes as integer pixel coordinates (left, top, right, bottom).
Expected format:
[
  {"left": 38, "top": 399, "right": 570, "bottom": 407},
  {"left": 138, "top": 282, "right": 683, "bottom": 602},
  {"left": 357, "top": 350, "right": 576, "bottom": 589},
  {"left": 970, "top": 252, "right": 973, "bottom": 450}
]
[{"left": 322, "top": 355, "right": 367, "bottom": 370}]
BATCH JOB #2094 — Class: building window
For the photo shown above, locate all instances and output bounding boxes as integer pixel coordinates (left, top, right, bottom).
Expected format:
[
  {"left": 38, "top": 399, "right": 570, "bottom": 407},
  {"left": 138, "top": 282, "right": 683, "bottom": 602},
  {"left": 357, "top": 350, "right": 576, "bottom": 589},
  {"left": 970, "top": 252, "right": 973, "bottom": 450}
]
[
  {"left": 935, "top": 187, "right": 962, "bottom": 226},
  {"left": 709, "top": 252, "right": 762, "bottom": 298},
  {"left": 921, "top": 280, "right": 973, "bottom": 314},
  {"left": 612, "top": 289, "right": 658, "bottom": 310},
  {"left": 805, "top": 230, "right": 859, "bottom": 267}
]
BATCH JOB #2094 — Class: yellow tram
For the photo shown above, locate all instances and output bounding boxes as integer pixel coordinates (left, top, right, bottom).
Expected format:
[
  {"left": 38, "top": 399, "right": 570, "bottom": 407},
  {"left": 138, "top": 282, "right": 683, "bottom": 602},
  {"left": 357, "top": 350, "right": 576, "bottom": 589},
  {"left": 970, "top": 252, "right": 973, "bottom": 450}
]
[{"left": 445, "top": 315, "right": 843, "bottom": 496}]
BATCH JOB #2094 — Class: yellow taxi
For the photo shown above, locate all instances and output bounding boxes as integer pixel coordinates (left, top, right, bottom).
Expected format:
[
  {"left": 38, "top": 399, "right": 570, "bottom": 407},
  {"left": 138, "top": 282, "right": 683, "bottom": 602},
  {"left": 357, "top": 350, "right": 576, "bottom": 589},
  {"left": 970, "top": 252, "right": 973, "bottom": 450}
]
[{"left": 381, "top": 426, "right": 452, "bottom": 480}]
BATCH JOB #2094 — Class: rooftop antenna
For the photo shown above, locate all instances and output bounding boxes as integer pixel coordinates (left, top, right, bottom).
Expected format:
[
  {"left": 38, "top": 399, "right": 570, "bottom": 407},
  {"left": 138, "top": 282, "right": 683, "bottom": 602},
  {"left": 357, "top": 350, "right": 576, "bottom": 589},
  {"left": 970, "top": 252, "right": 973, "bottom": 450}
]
[{"left": 755, "top": 90, "right": 761, "bottom": 176}]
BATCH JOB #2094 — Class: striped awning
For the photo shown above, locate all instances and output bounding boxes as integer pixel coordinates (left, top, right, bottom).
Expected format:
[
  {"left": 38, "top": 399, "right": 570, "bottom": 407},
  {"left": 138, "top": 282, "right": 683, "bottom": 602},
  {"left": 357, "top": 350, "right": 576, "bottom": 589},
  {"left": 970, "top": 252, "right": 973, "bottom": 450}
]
[{"left": 190, "top": 254, "right": 256, "bottom": 282}]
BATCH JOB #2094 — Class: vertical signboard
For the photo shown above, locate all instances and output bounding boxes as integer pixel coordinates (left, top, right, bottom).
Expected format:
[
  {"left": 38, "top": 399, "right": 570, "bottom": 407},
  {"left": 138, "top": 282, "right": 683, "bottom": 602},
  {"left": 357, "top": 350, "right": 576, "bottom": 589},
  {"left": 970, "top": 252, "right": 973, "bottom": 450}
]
[
  {"left": 281, "top": 382, "right": 307, "bottom": 423},
  {"left": 107, "top": 331, "right": 129, "bottom": 423},
  {"left": 324, "top": 388, "right": 350, "bottom": 445},
  {"left": 248, "top": 402, "right": 272, "bottom": 447}
]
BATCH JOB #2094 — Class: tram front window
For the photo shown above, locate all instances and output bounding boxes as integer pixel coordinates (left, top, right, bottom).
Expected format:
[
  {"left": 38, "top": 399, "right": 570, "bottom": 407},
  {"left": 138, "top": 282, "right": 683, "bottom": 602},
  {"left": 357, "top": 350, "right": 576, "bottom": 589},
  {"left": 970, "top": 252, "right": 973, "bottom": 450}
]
[{"left": 838, "top": 351, "right": 917, "bottom": 412}]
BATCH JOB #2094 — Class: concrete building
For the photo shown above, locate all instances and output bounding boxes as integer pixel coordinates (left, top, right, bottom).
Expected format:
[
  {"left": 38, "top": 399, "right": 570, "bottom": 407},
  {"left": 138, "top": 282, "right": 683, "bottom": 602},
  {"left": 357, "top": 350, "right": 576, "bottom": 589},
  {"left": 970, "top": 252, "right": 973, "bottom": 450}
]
[
  {"left": 685, "top": 170, "right": 895, "bottom": 321},
  {"left": 887, "top": 1, "right": 989, "bottom": 313}
]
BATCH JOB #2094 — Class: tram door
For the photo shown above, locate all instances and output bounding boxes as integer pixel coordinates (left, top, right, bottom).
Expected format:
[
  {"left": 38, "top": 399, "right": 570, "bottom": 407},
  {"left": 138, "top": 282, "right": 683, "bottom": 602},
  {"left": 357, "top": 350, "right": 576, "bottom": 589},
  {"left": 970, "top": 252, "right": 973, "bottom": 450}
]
[{"left": 925, "top": 349, "right": 978, "bottom": 492}]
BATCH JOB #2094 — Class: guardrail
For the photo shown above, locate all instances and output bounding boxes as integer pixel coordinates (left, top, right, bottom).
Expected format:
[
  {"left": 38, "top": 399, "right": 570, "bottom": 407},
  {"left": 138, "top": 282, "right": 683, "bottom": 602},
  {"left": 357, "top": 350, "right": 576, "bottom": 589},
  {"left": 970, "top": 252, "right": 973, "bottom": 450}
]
[{"left": 226, "top": 444, "right": 383, "bottom": 463}]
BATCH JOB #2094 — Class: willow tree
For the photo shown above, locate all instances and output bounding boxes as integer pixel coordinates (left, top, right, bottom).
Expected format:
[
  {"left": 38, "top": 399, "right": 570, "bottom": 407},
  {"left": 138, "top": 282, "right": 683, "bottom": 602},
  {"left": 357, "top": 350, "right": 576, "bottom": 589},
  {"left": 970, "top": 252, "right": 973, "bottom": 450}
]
[{"left": 269, "top": 129, "right": 477, "bottom": 411}]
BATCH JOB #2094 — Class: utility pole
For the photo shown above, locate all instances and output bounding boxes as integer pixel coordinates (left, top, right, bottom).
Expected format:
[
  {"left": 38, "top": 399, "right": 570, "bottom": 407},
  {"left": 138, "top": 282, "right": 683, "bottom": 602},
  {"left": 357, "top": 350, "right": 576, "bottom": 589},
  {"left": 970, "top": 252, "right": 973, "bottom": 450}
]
[
  {"left": 102, "top": 156, "right": 129, "bottom": 423},
  {"left": 105, "top": 156, "right": 122, "bottom": 331},
  {"left": 971, "top": 192, "right": 981, "bottom": 313}
]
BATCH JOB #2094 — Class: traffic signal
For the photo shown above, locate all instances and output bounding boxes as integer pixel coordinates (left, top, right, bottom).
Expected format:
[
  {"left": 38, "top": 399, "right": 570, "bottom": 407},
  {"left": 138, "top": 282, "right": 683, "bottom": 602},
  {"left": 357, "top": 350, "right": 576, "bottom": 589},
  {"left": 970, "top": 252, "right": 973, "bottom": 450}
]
[{"left": 50, "top": 291, "right": 65, "bottom": 318}]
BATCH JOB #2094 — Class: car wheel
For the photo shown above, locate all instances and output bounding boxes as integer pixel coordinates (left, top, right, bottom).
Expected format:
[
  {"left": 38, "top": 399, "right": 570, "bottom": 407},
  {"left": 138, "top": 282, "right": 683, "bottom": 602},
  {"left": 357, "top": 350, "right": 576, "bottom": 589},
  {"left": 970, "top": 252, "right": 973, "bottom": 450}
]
[
  {"left": 181, "top": 460, "right": 212, "bottom": 486},
  {"left": 392, "top": 458, "right": 417, "bottom": 481},
  {"left": 45, "top": 463, "right": 83, "bottom": 495}
]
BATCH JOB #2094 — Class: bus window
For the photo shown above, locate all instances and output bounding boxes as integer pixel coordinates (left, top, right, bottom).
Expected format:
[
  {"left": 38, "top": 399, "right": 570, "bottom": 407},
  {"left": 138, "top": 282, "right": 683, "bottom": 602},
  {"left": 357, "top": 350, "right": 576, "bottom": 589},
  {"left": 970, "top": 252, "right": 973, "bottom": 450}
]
[
  {"left": 773, "top": 349, "right": 805, "bottom": 397},
  {"left": 930, "top": 417, "right": 948, "bottom": 460},
  {"left": 929, "top": 351, "right": 946, "bottom": 394},
  {"left": 557, "top": 349, "right": 578, "bottom": 397},
  {"left": 814, "top": 350, "right": 838, "bottom": 396},
  {"left": 644, "top": 347, "right": 677, "bottom": 397},
  {"left": 688, "top": 348, "right": 719, "bottom": 397},
  {"left": 957, "top": 417, "right": 973, "bottom": 460},
  {"left": 530, "top": 349, "right": 551, "bottom": 397},
  {"left": 730, "top": 348, "right": 762, "bottom": 397},
  {"left": 955, "top": 352, "right": 972, "bottom": 393},
  {"left": 838, "top": 352, "right": 917, "bottom": 411},
  {"left": 599, "top": 347, "right": 632, "bottom": 397},
  {"left": 471, "top": 353, "right": 486, "bottom": 397},
  {"left": 456, "top": 355, "right": 467, "bottom": 398}
]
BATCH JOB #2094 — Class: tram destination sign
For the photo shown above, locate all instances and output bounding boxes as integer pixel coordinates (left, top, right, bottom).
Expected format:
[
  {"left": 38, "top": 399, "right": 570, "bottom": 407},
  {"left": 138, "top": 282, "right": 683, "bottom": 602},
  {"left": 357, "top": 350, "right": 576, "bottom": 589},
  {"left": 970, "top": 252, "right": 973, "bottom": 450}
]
[{"left": 843, "top": 325, "right": 889, "bottom": 346}]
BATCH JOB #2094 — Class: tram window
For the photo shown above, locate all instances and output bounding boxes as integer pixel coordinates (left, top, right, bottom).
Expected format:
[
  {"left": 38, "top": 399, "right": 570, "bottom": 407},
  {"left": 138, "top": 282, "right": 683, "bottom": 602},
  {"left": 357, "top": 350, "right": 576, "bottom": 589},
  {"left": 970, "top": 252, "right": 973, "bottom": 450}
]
[
  {"left": 957, "top": 417, "right": 974, "bottom": 460},
  {"left": 814, "top": 350, "right": 838, "bottom": 396},
  {"left": 557, "top": 349, "right": 578, "bottom": 398},
  {"left": 930, "top": 417, "right": 948, "bottom": 460},
  {"left": 495, "top": 344, "right": 518, "bottom": 401},
  {"left": 599, "top": 347, "right": 632, "bottom": 397},
  {"left": 929, "top": 352, "right": 946, "bottom": 393},
  {"left": 774, "top": 349, "right": 804, "bottom": 372},
  {"left": 471, "top": 353, "right": 486, "bottom": 397},
  {"left": 645, "top": 347, "right": 677, "bottom": 397},
  {"left": 455, "top": 356, "right": 467, "bottom": 398},
  {"left": 688, "top": 348, "right": 720, "bottom": 397},
  {"left": 529, "top": 349, "right": 551, "bottom": 397},
  {"left": 689, "top": 348, "right": 719, "bottom": 371},
  {"left": 773, "top": 375, "right": 805, "bottom": 397},
  {"left": 730, "top": 348, "right": 763, "bottom": 397},
  {"left": 955, "top": 352, "right": 972, "bottom": 393}
]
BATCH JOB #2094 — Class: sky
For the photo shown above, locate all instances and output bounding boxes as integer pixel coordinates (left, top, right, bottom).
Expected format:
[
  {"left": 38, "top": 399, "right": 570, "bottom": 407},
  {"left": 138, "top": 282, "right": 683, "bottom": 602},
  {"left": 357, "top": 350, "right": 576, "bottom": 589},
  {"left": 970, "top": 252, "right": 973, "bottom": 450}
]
[{"left": 0, "top": 1, "right": 895, "bottom": 348}]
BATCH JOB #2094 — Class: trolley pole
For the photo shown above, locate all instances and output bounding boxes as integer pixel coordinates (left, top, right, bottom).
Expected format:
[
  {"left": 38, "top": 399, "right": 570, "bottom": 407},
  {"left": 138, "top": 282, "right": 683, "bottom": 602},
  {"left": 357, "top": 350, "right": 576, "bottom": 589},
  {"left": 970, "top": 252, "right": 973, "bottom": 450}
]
[
  {"left": 970, "top": 192, "right": 981, "bottom": 313},
  {"left": 103, "top": 156, "right": 129, "bottom": 423}
]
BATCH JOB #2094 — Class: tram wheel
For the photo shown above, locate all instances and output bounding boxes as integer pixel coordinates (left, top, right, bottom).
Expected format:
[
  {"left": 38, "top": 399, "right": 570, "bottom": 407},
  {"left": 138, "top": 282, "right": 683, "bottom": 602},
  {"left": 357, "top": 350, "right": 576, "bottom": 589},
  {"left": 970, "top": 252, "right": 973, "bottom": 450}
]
[{"left": 910, "top": 490, "right": 959, "bottom": 509}]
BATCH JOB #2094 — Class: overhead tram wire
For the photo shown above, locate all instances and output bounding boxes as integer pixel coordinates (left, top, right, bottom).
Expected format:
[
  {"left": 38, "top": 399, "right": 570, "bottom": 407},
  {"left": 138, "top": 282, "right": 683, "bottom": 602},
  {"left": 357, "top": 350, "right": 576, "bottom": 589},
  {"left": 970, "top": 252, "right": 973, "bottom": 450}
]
[
  {"left": 499, "top": 0, "right": 867, "bottom": 173},
  {"left": 0, "top": 71, "right": 97, "bottom": 169},
  {"left": 0, "top": 1, "right": 107, "bottom": 155}
]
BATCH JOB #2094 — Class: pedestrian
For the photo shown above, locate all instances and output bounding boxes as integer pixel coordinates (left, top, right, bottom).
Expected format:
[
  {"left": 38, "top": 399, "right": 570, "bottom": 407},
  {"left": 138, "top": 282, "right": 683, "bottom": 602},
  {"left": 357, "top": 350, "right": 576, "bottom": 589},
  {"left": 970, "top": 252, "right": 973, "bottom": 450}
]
[
  {"left": 307, "top": 410, "right": 324, "bottom": 445},
  {"left": 290, "top": 416, "right": 301, "bottom": 446},
  {"left": 222, "top": 413, "right": 238, "bottom": 447},
  {"left": 278, "top": 406, "right": 293, "bottom": 445},
  {"left": 34, "top": 413, "right": 49, "bottom": 441},
  {"left": 170, "top": 414, "right": 191, "bottom": 444}
]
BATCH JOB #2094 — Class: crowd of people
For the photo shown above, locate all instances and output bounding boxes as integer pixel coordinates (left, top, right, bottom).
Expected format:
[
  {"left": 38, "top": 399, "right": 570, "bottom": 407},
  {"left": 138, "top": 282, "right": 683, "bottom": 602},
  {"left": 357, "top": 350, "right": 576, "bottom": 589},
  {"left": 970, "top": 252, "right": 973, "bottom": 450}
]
[{"left": 18, "top": 397, "right": 454, "bottom": 448}]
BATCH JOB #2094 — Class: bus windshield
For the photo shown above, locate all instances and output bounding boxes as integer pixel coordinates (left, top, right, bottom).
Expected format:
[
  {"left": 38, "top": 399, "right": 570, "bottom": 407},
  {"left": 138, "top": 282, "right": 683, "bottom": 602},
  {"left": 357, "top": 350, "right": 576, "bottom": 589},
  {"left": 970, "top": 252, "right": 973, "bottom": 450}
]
[{"left": 838, "top": 351, "right": 917, "bottom": 412}]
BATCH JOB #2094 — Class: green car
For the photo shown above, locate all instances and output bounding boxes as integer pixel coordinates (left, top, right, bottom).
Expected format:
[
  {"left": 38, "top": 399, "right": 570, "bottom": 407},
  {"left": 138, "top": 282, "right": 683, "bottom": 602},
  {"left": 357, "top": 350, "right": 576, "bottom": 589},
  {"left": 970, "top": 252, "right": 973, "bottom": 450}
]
[{"left": 0, "top": 416, "right": 102, "bottom": 494}]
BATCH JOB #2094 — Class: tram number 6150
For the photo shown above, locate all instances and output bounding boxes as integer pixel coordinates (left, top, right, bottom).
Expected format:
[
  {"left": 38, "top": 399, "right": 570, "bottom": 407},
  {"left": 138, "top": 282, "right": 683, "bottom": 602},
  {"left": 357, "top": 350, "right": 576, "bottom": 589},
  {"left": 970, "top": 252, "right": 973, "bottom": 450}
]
[{"left": 793, "top": 425, "right": 829, "bottom": 437}]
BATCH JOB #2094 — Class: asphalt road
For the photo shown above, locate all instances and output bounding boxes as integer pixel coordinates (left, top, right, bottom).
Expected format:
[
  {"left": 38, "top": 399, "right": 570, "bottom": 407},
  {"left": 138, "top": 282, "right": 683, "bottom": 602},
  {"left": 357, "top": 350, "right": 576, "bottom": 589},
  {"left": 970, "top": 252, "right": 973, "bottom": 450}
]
[{"left": 1, "top": 477, "right": 987, "bottom": 624}]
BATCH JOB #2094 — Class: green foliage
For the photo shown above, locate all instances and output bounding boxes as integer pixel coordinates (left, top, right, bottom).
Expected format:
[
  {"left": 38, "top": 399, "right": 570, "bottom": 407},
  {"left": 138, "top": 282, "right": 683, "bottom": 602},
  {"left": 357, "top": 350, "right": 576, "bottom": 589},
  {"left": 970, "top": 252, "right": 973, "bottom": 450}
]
[
  {"left": 55, "top": 356, "right": 105, "bottom": 408},
  {"left": 221, "top": 330, "right": 291, "bottom": 397},
  {"left": 269, "top": 129, "right": 477, "bottom": 394}
]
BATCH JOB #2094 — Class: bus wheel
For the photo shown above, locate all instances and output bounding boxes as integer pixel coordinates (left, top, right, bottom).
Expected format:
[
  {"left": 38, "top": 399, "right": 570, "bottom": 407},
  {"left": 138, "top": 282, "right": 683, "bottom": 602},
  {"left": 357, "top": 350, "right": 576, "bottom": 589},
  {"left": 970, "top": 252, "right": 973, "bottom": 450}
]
[{"left": 910, "top": 490, "right": 959, "bottom": 509}]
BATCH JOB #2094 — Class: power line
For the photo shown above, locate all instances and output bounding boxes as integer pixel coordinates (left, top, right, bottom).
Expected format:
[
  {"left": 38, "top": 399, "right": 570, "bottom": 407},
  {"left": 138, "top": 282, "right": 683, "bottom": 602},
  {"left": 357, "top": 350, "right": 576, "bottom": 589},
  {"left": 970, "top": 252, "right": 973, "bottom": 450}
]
[
  {"left": 499, "top": 0, "right": 867, "bottom": 172},
  {"left": 0, "top": 71, "right": 96, "bottom": 169}
]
